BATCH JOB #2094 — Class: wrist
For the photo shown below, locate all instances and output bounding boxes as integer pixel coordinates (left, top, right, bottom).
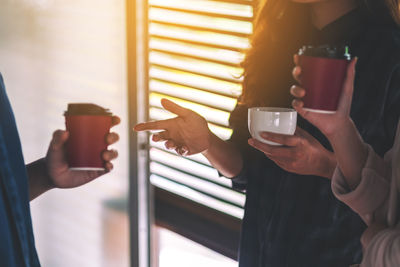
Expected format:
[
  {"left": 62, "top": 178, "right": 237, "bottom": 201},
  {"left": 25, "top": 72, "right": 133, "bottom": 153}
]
[
  {"left": 324, "top": 117, "right": 354, "bottom": 142},
  {"left": 202, "top": 131, "right": 218, "bottom": 156},
  {"left": 27, "top": 158, "right": 55, "bottom": 191},
  {"left": 319, "top": 151, "right": 337, "bottom": 179},
  {"left": 42, "top": 158, "right": 56, "bottom": 190}
]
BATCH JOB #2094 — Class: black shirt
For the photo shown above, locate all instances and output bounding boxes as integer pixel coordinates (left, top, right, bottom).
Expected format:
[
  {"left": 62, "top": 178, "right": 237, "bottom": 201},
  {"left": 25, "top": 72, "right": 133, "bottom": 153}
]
[{"left": 229, "top": 8, "right": 400, "bottom": 267}]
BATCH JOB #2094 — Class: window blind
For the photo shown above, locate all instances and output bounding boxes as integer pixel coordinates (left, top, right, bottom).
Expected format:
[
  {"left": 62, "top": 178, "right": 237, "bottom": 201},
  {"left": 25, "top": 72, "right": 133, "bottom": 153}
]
[{"left": 147, "top": 0, "right": 255, "bottom": 220}]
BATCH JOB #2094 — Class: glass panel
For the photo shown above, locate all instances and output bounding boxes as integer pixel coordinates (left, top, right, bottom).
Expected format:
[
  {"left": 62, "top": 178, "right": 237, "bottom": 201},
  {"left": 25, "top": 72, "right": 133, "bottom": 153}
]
[
  {"left": 156, "top": 227, "right": 237, "bottom": 267},
  {"left": 150, "top": 37, "right": 244, "bottom": 65},
  {"left": 151, "top": 175, "right": 244, "bottom": 219},
  {"left": 149, "top": 23, "right": 250, "bottom": 50},
  {"left": 149, "top": 66, "right": 242, "bottom": 97},
  {"left": 149, "top": 92, "right": 231, "bottom": 126},
  {"left": 149, "top": 8, "right": 252, "bottom": 35},
  {"left": 149, "top": 0, "right": 253, "bottom": 19},
  {"left": 148, "top": 0, "right": 253, "bottom": 263},
  {"left": 150, "top": 51, "right": 243, "bottom": 82},
  {"left": 149, "top": 79, "right": 237, "bottom": 110},
  {"left": 150, "top": 148, "right": 232, "bottom": 187}
]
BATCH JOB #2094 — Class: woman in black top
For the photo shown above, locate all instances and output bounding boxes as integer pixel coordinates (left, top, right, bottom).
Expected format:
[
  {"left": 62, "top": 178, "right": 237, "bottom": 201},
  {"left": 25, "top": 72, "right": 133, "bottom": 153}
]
[{"left": 135, "top": 0, "right": 400, "bottom": 266}]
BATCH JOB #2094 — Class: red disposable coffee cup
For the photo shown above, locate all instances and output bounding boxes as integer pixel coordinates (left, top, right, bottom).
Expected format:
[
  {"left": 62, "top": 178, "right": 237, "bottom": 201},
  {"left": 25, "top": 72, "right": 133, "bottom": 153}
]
[
  {"left": 64, "top": 103, "right": 113, "bottom": 170},
  {"left": 298, "top": 45, "right": 351, "bottom": 113}
]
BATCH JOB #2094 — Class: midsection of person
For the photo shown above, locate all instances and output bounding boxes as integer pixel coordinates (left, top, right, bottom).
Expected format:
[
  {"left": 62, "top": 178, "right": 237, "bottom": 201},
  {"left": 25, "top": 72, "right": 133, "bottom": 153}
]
[{"left": 289, "top": 33, "right": 400, "bottom": 265}]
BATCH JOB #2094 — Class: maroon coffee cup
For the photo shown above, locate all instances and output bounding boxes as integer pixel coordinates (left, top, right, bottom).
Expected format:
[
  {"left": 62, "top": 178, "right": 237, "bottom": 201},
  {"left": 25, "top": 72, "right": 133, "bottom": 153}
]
[
  {"left": 298, "top": 45, "right": 351, "bottom": 113},
  {"left": 64, "top": 103, "right": 113, "bottom": 170}
]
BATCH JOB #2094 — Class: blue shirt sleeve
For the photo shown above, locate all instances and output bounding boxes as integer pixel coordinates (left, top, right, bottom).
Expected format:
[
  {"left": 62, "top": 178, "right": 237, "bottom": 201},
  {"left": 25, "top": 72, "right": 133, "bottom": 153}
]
[{"left": 0, "top": 73, "right": 40, "bottom": 267}]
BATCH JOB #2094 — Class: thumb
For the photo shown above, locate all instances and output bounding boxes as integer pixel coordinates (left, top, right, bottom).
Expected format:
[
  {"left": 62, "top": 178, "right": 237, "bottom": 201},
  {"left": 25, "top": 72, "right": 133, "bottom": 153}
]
[
  {"left": 337, "top": 57, "right": 357, "bottom": 114},
  {"left": 296, "top": 106, "right": 325, "bottom": 126},
  {"left": 50, "top": 130, "right": 69, "bottom": 151},
  {"left": 161, "top": 98, "right": 190, "bottom": 117},
  {"left": 293, "top": 100, "right": 328, "bottom": 130}
]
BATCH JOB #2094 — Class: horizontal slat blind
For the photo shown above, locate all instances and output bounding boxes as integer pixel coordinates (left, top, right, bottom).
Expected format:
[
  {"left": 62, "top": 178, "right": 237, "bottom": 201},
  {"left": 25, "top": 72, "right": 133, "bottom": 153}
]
[{"left": 148, "top": 0, "right": 254, "bottom": 219}]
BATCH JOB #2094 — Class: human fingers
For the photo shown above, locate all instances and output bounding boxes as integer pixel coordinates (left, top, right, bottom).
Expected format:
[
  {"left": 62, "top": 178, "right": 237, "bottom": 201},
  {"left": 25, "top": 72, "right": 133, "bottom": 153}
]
[
  {"left": 111, "top": 116, "right": 121, "bottom": 127},
  {"left": 292, "top": 66, "right": 302, "bottom": 83},
  {"left": 293, "top": 54, "right": 299, "bottom": 65},
  {"left": 292, "top": 100, "right": 327, "bottom": 128},
  {"left": 248, "top": 138, "right": 298, "bottom": 158},
  {"left": 290, "top": 85, "right": 306, "bottom": 98},
  {"left": 292, "top": 99, "right": 304, "bottom": 110},
  {"left": 259, "top": 132, "right": 301, "bottom": 147},
  {"left": 104, "top": 162, "right": 114, "bottom": 172},
  {"left": 175, "top": 146, "right": 189, "bottom": 156},
  {"left": 102, "top": 149, "right": 118, "bottom": 161},
  {"left": 106, "top": 132, "right": 119, "bottom": 145},
  {"left": 165, "top": 140, "right": 177, "bottom": 150},
  {"left": 50, "top": 130, "right": 69, "bottom": 150},
  {"left": 134, "top": 118, "right": 176, "bottom": 131},
  {"left": 337, "top": 57, "right": 357, "bottom": 114},
  {"left": 152, "top": 131, "right": 170, "bottom": 142}
]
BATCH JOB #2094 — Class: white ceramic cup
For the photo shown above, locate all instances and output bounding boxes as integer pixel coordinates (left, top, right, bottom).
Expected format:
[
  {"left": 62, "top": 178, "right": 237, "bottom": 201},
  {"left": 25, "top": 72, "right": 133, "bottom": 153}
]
[{"left": 248, "top": 107, "right": 297, "bottom": 146}]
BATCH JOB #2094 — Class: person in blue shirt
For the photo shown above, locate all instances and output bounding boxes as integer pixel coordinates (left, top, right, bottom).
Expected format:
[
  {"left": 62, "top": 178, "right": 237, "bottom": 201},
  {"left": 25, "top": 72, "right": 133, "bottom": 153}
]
[{"left": 0, "top": 73, "right": 120, "bottom": 266}]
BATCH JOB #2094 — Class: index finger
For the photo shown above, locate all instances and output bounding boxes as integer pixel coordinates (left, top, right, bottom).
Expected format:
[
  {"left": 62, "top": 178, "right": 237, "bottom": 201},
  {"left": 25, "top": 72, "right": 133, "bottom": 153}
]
[
  {"left": 292, "top": 66, "right": 302, "bottom": 84},
  {"left": 134, "top": 118, "right": 175, "bottom": 131},
  {"left": 290, "top": 85, "right": 306, "bottom": 98},
  {"left": 337, "top": 57, "right": 357, "bottom": 114},
  {"left": 293, "top": 54, "right": 299, "bottom": 66},
  {"left": 111, "top": 116, "right": 121, "bottom": 127}
]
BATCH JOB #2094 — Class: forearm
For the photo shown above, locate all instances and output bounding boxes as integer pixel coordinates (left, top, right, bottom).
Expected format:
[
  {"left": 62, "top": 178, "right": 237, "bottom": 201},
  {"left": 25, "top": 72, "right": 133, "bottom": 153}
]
[
  {"left": 327, "top": 118, "right": 370, "bottom": 189},
  {"left": 26, "top": 158, "right": 54, "bottom": 200},
  {"left": 202, "top": 133, "right": 244, "bottom": 178}
]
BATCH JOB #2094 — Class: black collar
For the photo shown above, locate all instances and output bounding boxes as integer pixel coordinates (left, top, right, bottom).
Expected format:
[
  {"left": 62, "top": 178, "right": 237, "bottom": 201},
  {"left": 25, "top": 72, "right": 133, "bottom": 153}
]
[{"left": 311, "top": 7, "right": 369, "bottom": 45}]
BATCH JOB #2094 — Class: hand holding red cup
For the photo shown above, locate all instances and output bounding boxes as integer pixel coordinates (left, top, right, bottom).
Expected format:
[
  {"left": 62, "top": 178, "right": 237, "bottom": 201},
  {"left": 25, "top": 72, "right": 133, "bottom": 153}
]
[
  {"left": 64, "top": 103, "right": 116, "bottom": 170},
  {"left": 296, "top": 45, "right": 351, "bottom": 113},
  {"left": 291, "top": 52, "right": 358, "bottom": 137},
  {"left": 41, "top": 104, "right": 119, "bottom": 191}
]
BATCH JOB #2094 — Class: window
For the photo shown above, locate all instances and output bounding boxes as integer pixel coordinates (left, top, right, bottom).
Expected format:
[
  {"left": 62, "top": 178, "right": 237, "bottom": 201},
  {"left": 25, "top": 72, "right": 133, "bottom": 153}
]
[
  {"left": 155, "top": 226, "right": 237, "bottom": 267},
  {"left": 141, "top": 0, "right": 256, "bottom": 261}
]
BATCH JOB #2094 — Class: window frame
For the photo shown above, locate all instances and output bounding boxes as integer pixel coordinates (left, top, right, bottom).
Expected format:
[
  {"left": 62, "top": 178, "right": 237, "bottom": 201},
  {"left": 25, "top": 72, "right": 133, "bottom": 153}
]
[
  {"left": 154, "top": 187, "right": 242, "bottom": 260},
  {"left": 127, "top": 0, "right": 152, "bottom": 267},
  {"left": 128, "top": 0, "right": 258, "bottom": 264}
]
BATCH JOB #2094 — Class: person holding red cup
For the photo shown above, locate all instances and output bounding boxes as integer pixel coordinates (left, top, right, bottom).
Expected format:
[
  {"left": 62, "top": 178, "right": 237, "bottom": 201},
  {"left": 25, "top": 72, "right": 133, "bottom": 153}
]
[
  {"left": 0, "top": 68, "right": 120, "bottom": 267},
  {"left": 290, "top": 55, "right": 400, "bottom": 267},
  {"left": 135, "top": 1, "right": 400, "bottom": 266}
]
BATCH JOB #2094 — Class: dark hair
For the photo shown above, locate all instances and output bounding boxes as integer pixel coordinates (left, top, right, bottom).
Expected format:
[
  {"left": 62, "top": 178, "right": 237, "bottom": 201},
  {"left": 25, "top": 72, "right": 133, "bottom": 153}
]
[{"left": 240, "top": 0, "right": 400, "bottom": 107}]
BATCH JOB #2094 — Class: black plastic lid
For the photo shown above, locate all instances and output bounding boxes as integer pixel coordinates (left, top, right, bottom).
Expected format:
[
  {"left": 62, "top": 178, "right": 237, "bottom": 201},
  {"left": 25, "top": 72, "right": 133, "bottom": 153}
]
[
  {"left": 64, "top": 103, "right": 112, "bottom": 116},
  {"left": 298, "top": 45, "right": 351, "bottom": 60}
]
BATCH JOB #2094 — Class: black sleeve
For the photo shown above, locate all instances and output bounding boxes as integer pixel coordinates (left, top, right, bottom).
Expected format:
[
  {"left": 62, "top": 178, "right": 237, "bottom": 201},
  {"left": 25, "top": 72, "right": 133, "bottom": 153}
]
[
  {"left": 384, "top": 65, "right": 400, "bottom": 144},
  {"left": 225, "top": 104, "right": 276, "bottom": 191}
]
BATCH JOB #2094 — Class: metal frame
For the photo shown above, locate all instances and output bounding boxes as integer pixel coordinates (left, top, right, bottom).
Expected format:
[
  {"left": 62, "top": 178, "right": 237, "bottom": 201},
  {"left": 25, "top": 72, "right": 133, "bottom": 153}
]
[
  {"left": 154, "top": 187, "right": 241, "bottom": 260},
  {"left": 126, "top": 0, "right": 152, "bottom": 266},
  {"left": 127, "top": 0, "right": 260, "bottom": 265}
]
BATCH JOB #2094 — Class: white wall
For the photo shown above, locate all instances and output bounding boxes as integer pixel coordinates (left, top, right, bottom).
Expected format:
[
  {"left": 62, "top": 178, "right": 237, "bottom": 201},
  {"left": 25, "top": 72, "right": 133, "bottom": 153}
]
[{"left": 0, "top": 1, "right": 129, "bottom": 266}]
